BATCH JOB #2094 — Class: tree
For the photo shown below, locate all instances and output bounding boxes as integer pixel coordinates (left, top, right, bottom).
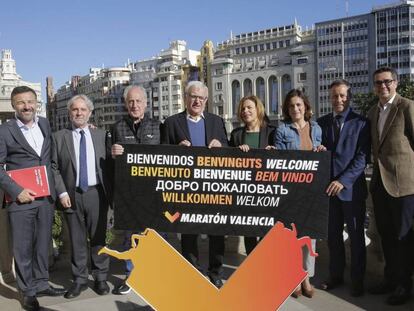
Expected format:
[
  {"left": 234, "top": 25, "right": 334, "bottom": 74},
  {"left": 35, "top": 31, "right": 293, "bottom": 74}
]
[
  {"left": 352, "top": 92, "right": 377, "bottom": 116},
  {"left": 397, "top": 79, "right": 414, "bottom": 99}
]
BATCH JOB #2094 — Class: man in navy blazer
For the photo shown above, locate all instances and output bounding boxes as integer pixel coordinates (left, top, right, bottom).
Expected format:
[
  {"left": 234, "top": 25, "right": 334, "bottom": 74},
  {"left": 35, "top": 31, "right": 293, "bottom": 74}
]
[
  {"left": 161, "top": 81, "right": 228, "bottom": 288},
  {"left": 0, "top": 86, "right": 65, "bottom": 311},
  {"left": 317, "top": 80, "right": 370, "bottom": 297}
]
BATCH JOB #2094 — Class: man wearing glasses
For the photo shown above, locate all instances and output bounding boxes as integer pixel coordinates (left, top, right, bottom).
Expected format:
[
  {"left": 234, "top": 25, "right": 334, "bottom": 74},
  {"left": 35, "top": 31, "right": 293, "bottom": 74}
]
[
  {"left": 367, "top": 67, "right": 414, "bottom": 305},
  {"left": 161, "top": 81, "right": 228, "bottom": 288}
]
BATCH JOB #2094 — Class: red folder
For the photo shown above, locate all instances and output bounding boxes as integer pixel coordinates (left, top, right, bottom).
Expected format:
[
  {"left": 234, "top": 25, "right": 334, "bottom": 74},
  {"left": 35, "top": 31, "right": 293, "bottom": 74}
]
[{"left": 5, "top": 165, "right": 50, "bottom": 203}]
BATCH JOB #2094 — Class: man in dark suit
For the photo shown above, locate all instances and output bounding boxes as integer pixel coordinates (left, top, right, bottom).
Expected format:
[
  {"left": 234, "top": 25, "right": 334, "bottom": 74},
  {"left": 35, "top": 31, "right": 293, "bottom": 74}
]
[
  {"left": 161, "top": 81, "right": 228, "bottom": 288},
  {"left": 318, "top": 80, "right": 370, "bottom": 297},
  {"left": 51, "top": 95, "right": 112, "bottom": 299},
  {"left": 0, "top": 86, "right": 65, "bottom": 311},
  {"left": 367, "top": 67, "right": 414, "bottom": 305},
  {"left": 110, "top": 85, "right": 160, "bottom": 295}
]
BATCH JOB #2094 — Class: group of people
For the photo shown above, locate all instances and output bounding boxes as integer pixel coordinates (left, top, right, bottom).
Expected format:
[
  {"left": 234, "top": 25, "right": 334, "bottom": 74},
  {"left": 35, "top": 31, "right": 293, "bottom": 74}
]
[
  {"left": 0, "top": 65, "right": 413, "bottom": 310},
  {"left": 229, "top": 67, "right": 414, "bottom": 306}
]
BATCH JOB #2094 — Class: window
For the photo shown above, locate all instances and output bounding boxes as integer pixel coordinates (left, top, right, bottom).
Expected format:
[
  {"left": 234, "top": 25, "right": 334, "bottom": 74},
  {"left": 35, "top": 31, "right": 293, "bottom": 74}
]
[
  {"left": 298, "top": 72, "right": 307, "bottom": 82},
  {"left": 297, "top": 57, "right": 308, "bottom": 64},
  {"left": 216, "top": 82, "right": 223, "bottom": 90}
]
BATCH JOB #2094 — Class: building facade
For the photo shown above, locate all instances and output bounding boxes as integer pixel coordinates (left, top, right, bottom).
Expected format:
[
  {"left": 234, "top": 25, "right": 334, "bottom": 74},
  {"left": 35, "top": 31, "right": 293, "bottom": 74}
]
[
  {"left": 209, "top": 23, "right": 316, "bottom": 130},
  {"left": 48, "top": 0, "right": 414, "bottom": 129},
  {"left": 198, "top": 40, "right": 215, "bottom": 108},
  {"left": 49, "top": 40, "right": 200, "bottom": 131},
  {"left": 49, "top": 67, "right": 130, "bottom": 131},
  {"left": 373, "top": 0, "right": 414, "bottom": 81},
  {"left": 315, "top": 14, "right": 375, "bottom": 115},
  {"left": 0, "top": 49, "right": 43, "bottom": 123}
]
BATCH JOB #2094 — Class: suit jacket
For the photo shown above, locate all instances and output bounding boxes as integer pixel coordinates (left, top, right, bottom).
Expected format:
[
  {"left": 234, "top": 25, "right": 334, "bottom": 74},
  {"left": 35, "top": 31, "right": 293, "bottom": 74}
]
[
  {"left": 367, "top": 94, "right": 414, "bottom": 197},
  {"left": 229, "top": 124, "right": 276, "bottom": 148},
  {"left": 161, "top": 111, "right": 228, "bottom": 147},
  {"left": 0, "top": 117, "right": 56, "bottom": 211},
  {"left": 51, "top": 127, "right": 112, "bottom": 211},
  {"left": 318, "top": 109, "right": 370, "bottom": 202}
]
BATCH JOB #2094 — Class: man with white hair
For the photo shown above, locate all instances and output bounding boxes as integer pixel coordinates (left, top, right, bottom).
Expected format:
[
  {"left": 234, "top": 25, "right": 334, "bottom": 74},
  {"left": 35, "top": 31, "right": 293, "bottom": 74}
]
[
  {"left": 161, "top": 81, "right": 228, "bottom": 288},
  {"left": 51, "top": 95, "right": 112, "bottom": 299},
  {"left": 110, "top": 85, "right": 160, "bottom": 294}
]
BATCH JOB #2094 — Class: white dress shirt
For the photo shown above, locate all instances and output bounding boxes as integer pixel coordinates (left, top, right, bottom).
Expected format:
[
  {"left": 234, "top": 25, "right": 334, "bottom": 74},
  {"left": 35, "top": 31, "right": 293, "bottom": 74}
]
[
  {"left": 186, "top": 113, "right": 205, "bottom": 123},
  {"left": 377, "top": 94, "right": 397, "bottom": 140},
  {"left": 72, "top": 127, "right": 98, "bottom": 187},
  {"left": 16, "top": 116, "right": 44, "bottom": 157}
]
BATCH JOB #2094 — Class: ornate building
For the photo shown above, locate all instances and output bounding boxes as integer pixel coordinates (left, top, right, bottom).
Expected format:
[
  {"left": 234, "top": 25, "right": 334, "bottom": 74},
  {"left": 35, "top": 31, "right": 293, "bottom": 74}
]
[
  {"left": 0, "top": 49, "right": 43, "bottom": 124},
  {"left": 209, "top": 23, "right": 316, "bottom": 130}
]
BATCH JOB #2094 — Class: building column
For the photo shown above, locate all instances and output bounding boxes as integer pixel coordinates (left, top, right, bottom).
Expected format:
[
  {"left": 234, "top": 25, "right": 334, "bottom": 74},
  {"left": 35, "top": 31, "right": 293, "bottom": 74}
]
[
  {"left": 277, "top": 76, "right": 283, "bottom": 117},
  {"left": 264, "top": 76, "right": 270, "bottom": 116},
  {"left": 252, "top": 77, "right": 257, "bottom": 97}
]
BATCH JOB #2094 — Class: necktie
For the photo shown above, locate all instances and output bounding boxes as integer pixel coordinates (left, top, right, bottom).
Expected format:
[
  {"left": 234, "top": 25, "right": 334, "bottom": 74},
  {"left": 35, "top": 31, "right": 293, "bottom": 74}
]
[
  {"left": 333, "top": 115, "right": 342, "bottom": 143},
  {"left": 79, "top": 130, "right": 88, "bottom": 192}
]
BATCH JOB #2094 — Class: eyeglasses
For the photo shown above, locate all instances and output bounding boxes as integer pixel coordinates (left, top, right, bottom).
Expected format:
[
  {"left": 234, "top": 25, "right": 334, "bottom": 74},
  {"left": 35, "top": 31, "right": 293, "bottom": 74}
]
[
  {"left": 188, "top": 94, "right": 207, "bottom": 101},
  {"left": 374, "top": 79, "right": 394, "bottom": 87}
]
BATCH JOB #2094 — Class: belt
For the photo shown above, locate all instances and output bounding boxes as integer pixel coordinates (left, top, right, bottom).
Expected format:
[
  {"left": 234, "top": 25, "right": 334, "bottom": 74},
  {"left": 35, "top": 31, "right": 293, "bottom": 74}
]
[{"left": 75, "top": 184, "right": 101, "bottom": 193}]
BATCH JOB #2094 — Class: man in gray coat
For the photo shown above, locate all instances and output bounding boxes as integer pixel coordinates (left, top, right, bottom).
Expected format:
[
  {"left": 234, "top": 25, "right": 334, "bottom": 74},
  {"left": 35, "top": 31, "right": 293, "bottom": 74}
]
[
  {"left": 51, "top": 95, "right": 112, "bottom": 299},
  {"left": 0, "top": 86, "right": 65, "bottom": 311}
]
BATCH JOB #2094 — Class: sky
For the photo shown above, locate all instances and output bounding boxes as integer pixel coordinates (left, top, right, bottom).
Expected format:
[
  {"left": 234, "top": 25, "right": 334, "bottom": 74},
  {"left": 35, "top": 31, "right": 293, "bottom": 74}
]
[{"left": 0, "top": 0, "right": 394, "bottom": 94}]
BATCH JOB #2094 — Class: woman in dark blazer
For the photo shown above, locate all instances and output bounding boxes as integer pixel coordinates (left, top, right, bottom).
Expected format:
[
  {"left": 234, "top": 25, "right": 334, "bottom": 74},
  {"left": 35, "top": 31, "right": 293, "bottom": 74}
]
[{"left": 229, "top": 95, "right": 275, "bottom": 255}]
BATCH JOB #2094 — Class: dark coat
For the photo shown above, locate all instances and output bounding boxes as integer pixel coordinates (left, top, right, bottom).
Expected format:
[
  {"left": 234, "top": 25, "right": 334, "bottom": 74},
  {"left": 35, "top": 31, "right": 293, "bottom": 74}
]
[
  {"left": 0, "top": 117, "right": 56, "bottom": 211},
  {"left": 317, "top": 109, "right": 370, "bottom": 201},
  {"left": 229, "top": 124, "right": 276, "bottom": 148},
  {"left": 51, "top": 127, "right": 112, "bottom": 211},
  {"left": 161, "top": 111, "right": 228, "bottom": 147}
]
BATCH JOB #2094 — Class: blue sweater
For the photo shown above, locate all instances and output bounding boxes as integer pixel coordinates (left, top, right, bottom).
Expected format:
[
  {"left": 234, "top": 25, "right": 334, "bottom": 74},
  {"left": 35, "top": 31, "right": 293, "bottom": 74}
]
[{"left": 187, "top": 118, "right": 206, "bottom": 147}]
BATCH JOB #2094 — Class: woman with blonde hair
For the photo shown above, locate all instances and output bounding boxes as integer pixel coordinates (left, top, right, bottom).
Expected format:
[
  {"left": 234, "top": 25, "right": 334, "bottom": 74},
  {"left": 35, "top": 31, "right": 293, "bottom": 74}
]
[{"left": 230, "top": 95, "right": 275, "bottom": 254}]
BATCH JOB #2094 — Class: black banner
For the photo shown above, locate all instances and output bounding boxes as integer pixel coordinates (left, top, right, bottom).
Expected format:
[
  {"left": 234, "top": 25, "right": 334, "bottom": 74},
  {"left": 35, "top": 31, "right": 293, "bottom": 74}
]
[{"left": 114, "top": 144, "right": 330, "bottom": 239}]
